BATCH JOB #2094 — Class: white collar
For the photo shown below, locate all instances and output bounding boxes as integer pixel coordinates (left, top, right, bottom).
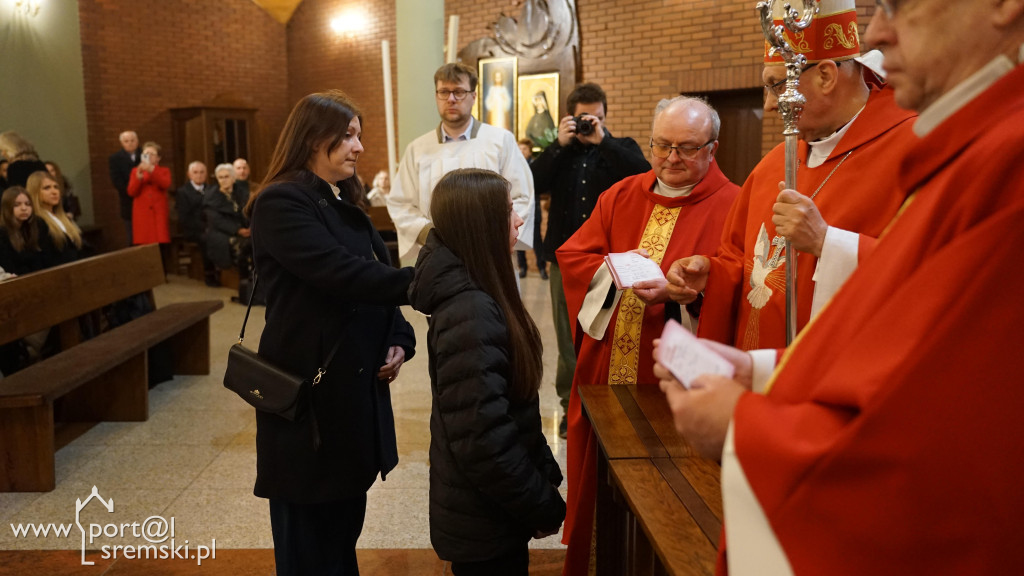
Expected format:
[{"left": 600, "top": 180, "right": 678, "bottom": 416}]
[
  {"left": 328, "top": 182, "right": 341, "bottom": 200},
  {"left": 805, "top": 106, "right": 863, "bottom": 168},
  {"left": 442, "top": 120, "right": 473, "bottom": 142},
  {"left": 654, "top": 178, "right": 696, "bottom": 198},
  {"left": 914, "top": 43, "right": 1023, "bottom": 136}
]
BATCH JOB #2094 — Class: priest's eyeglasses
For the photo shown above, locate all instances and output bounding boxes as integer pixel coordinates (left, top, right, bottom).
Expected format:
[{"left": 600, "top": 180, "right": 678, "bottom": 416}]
[
  {"left": 875, "top": 0, "right": 899, "bottom": 18},
  {"left": 764, "top": 62, "right": 820, "bottom": 97},
  {"left": 436, "top": 89, "right": 473, "bottom": 101},
  {"left": 649, "top": 140, "right": 715, "bottom": 160}
]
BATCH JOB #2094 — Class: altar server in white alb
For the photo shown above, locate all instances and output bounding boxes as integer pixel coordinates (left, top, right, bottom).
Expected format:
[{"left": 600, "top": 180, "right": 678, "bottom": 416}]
[{"left": 387, "top": 62, "right": 534, "bottom": 261}]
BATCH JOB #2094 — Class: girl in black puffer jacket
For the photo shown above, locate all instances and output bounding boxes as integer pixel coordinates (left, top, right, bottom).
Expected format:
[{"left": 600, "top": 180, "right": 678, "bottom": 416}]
[{"left": 408, "top": 169, "right": 565, "bottom": 576}]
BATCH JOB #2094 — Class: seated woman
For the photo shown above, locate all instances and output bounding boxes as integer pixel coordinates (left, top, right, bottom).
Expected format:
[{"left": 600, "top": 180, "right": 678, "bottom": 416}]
[
  {"left": 0, "top": 186, "right": 45, "bottom": 276},
  {"left": 0, "top": 131, "right": 48, "bottom": 188},
  {"left": 26, "top": 170, "right": 82, "bottom": 267},
  {"left": 45, "top": 160, "right": 82, "bottom": 221},
  {"left": 408, "top": 168, "right": 566, "bottom": 575},
  {"left": 366, "top": 170, "right": 390, "bottom": 207},
  {"left": 127, "top": 141, "right": 171, "bottom": 245},
  {"left": 204, "top": 163, "right": 251, "bottom": 283}
]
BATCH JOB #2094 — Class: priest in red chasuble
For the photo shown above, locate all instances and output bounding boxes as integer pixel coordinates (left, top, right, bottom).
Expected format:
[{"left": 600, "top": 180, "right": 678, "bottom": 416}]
[
  {"left": 666, "top": 0, "right": 918, "bottom": 351},
  {"left": 556, "top": 96, "right": 739, "bottom": 576},
  {"left": 658, "top": 1, "right": 1024, "bottom": 574}
]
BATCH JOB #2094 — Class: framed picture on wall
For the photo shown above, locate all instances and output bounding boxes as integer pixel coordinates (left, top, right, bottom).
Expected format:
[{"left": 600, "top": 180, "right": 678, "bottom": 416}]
[
  {"left": 477, "top": 56, "right": 517, "bottom": 133},
  {"left": 517, "top": 72, "right": 559, "bottom": 149}
]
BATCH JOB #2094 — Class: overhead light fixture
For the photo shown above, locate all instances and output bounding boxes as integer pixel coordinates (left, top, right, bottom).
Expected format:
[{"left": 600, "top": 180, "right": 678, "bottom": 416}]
[
  {"left": 14, "top": 0, "right": 42, "bottom": 17},
  {"left": 330, "top": 7, "right": 367, "bottom": 39}
]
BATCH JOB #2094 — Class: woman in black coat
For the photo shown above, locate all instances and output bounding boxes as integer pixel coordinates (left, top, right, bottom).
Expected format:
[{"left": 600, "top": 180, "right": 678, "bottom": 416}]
[
  {"left": 0, "top": 186, "right": 45, "bottom": 276},
  {"left": 408, "top": 169, "right": 565, "bottom": 576},
  {"left": 247, "top": 91, "right": 416, "bottom": 576}
]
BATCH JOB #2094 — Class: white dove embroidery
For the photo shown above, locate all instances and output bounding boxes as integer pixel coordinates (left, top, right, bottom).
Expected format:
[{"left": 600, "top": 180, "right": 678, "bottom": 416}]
[{"left": 748, "top": 223, "right": 785, "bottom": 310}]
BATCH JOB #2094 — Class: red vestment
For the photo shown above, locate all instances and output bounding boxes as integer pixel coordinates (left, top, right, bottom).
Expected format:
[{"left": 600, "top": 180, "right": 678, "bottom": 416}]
[
  {"left": 127, "top": 165, "right": 171, "bottom": 244},
  {"left": 728, "top": 64, "right": 1024, "bottom": 574},
  {"left": 699, "top": 87, "right": 916, "bottom": 350},
  {"left": 556, "top": 164, "right": 739, "bottom": 576}
]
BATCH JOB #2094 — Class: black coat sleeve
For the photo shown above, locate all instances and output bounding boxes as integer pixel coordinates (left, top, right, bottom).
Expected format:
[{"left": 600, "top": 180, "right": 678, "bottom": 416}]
[
  {"left": 109, "top": 154, "right": 128, "bottom": 192},
  {"left": 529, "top": 140, "right": 567, "bottom": 196},
  {"left": 433, "top": 293, "right": 566, "bottom": 532},
  {"left": 253, "top": 183, "right": 413, "bottom": 306},
  {"left": 595, "top": 134, "right": 651, "bottom": 178}
]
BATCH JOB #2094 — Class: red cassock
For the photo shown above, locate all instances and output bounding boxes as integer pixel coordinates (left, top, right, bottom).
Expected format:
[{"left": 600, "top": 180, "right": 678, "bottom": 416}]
[
  {"left": 726, "top": 64, "right": 1024, "bottom": 573},
  {"left": 127, "top": 165, "right": 172, "bottom": 245},
  {"left": 699, "top": 86, "right": 917, "bottom": 350},
  {"left": 556, "top": 164, "right": 739, "bottom": 576}
]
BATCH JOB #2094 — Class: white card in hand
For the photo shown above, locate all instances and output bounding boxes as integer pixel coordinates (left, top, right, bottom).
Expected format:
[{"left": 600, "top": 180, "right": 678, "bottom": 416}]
[
  {"left": 604, "top": 251, "right": 665, "bottom": 289},
  {"left": 656, "top": 320, "right": 734, "bottom": 389}
]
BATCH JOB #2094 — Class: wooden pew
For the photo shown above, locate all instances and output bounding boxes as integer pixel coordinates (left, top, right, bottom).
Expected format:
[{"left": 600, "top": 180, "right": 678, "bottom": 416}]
[
  {"left": 580, "top": 384, "right": 723, "bottom": 576},
  {"left": 0, "top": 244, "right": 223, "bottom": 492}
]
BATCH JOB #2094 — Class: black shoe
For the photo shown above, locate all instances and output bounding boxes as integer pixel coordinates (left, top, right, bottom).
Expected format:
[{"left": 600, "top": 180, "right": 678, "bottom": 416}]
[
  {"left": 539, "top": 268, "right": 548, "bottom": 280},
  {"left": 519, "top": 268, "right": 528, "bottom": 278},
  {"left": 558, "top": 415, "right": 568, "bottom": 439}
]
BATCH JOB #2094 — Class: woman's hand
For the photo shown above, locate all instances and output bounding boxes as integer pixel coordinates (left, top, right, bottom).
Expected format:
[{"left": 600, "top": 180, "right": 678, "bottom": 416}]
[
  {"left": 237, "top": 227, "right": 251, "bottom": 238},
  {"left": 377, "top": 345, "right": 405, "bottom": 383}
]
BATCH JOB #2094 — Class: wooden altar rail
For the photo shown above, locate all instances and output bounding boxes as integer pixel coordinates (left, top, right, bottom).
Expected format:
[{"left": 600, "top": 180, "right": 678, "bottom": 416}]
[{"left": 579, "top": 384, "right": 723, "bottom": 576}]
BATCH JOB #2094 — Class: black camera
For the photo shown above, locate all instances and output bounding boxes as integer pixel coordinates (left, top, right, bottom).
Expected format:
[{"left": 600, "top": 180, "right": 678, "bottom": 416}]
[{"left": 573, "top": 115, "right": 595, "bottom": 136}]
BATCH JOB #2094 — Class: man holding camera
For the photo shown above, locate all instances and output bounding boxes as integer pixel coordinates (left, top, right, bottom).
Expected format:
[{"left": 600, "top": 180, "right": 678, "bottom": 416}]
[{"left": 531, "top": 83, "right": 649, "bottom": 438}]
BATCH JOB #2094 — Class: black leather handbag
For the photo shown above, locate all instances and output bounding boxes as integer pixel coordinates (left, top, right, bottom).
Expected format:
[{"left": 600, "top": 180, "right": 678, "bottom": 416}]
[{"left": 223, "top": 277, "right": 339, "bottom": 422}]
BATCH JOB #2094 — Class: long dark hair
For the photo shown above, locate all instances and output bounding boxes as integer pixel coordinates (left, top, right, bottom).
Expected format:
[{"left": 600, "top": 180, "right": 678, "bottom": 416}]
[
  {"left": 1, "top": 186, "right": 40, "bottom": 253},
  {"left": 245, "top": 90, "right": 363, "bottom": 217},
  {"left": 430, "top": 169, "right": 543, "bottom": 400}
]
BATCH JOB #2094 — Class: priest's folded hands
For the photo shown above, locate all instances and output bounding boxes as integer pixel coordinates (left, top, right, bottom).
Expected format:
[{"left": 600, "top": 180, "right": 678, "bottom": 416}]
[{"left": 654, "top": 338, "right": 752, "bottom": 460}]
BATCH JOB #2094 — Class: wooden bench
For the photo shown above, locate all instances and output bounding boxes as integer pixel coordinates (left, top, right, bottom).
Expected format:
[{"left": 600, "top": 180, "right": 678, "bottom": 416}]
[
  {"left": 0, "top": 244, "right": 223, "bottom": 492},
  {"left": 580, "top": 384, "right": 723, "bottom": 576},
  {"left": 166, "top": 235, "right": 206, "bottom": 281}
]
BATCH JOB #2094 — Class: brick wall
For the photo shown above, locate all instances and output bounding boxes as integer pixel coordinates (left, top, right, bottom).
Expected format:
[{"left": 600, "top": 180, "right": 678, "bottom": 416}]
[
  {"left": 287, "top": 0, "right": 397, "bottom": 186},
  {"left": 81, "top": 0, "right": 881, "bottom": 248},
  {"left": 442, "top": 0, "right": 879, "bottom": 157},
  {"left": 79, "top": 0, "right": 289, "bottom": 249}
]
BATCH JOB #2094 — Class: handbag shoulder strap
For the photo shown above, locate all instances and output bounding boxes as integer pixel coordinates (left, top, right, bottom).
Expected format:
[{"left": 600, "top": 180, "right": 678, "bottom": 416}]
[{"left": 237, "top": 274, "right": 344, "bottom": 382}]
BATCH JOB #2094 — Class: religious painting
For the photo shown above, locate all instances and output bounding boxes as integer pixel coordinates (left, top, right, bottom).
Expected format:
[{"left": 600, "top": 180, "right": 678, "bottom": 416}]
[
  {"left": 477, "top": 56, "right": 517, "bottom": 134},
  {"left": 517, "top": 72, "right": 559, "bottom": 150}
]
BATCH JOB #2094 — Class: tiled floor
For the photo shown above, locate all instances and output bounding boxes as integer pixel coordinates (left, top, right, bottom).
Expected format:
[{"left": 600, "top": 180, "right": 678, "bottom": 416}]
[{"left": 0, "top": 269, "right": 567, "bottom": 574}]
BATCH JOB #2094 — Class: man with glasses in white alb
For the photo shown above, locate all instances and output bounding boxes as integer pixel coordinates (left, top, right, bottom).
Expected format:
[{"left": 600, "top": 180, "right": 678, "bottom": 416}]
[
  {"left": 665, "top": 0, "right": 919, "bottom": 352},
  {"left": 387, "top": 62, "right": 534, "bottom": 262},
  {"left": 555, "top": 95, "right": 740, "bottom": 576}
]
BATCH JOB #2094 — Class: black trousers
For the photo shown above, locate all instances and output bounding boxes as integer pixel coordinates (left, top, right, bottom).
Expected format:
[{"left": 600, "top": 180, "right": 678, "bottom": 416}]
[
  {"left": 450, "top": 545, "right": 529, "bottom": 576},
  {"left": 269, "top": 495, "right": 367, "bottom": 576}
]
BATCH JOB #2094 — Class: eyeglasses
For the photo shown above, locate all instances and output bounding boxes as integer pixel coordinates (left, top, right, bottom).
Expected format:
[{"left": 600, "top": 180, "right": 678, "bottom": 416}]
[
  {"left": 435, "top": 89, "right": 473, "bottom": 101},
  {"left": 875, "top": 0, "right": 898, "bottom": 18},
  {"left": 764, "top": 62, "right": 820, "bottom": 97},
  {"left": 649, "top": 139, "right": 715, "bottom": 160}
]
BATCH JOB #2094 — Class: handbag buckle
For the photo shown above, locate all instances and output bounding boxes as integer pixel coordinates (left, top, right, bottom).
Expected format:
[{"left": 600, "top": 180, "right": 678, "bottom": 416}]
[{"left": 313, "top": 368, "right": 325, "bottom": 386}]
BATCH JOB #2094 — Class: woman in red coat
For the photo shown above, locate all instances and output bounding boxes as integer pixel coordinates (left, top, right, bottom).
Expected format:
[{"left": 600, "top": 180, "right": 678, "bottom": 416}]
[{"left": 127, "top": 141, "right": 171, "bottom": 244}]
